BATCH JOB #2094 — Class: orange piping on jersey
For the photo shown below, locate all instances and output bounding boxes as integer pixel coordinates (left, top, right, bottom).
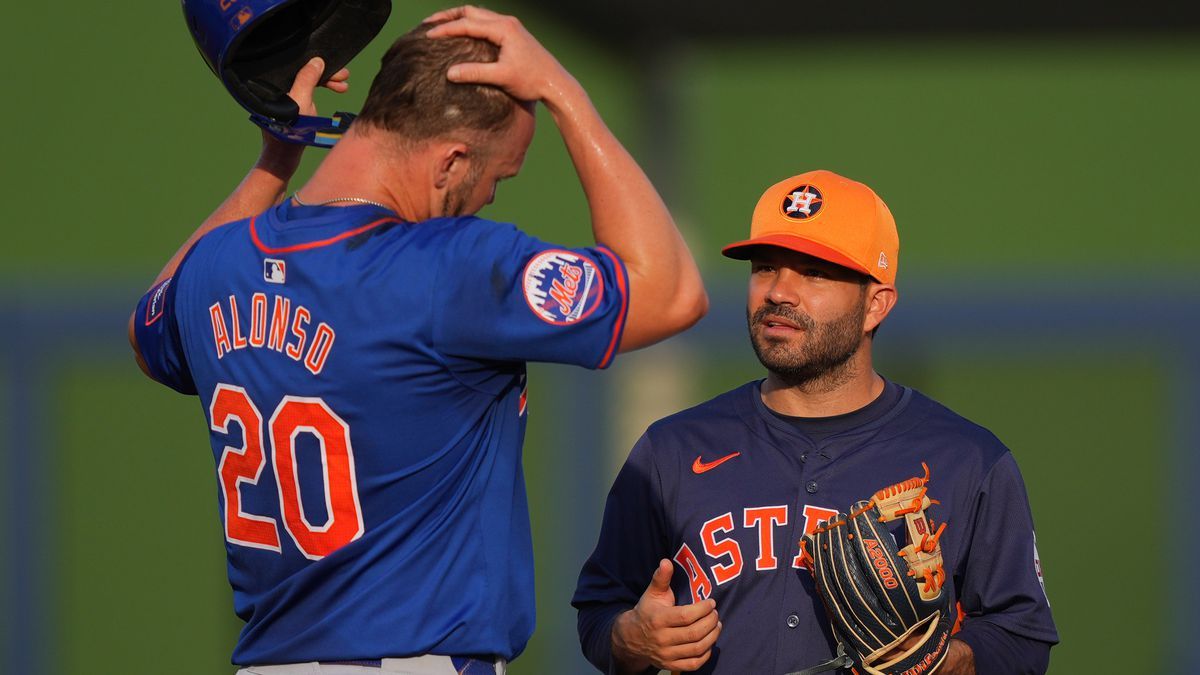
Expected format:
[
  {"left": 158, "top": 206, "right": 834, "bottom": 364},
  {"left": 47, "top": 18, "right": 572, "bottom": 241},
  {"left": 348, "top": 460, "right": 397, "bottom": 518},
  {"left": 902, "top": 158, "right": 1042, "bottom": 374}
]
[
  {"left": 593, "top": 246, "right": 628, "bottom": 369},
  {"left": 249, "top": 216, "right": 402, "bottom": 255}
]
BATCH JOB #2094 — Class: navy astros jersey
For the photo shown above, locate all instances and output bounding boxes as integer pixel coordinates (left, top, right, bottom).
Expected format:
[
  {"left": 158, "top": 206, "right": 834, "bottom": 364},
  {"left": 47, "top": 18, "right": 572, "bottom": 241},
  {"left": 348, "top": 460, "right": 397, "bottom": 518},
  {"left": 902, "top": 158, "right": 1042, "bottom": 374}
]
[
  {"left": 134, "top": 201, "right": 628, "bottom": 665},
  {"left": 573, "top": 380, "right": 1058, "bottom": 675}
]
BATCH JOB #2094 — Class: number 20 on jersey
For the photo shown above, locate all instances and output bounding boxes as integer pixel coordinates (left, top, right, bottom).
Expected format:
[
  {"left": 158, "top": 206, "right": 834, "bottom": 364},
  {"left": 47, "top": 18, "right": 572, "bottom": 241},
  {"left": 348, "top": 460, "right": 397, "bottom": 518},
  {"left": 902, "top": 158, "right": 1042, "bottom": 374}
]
[{"left": 209, "top": 383, "right": 364, "bottom": 560}]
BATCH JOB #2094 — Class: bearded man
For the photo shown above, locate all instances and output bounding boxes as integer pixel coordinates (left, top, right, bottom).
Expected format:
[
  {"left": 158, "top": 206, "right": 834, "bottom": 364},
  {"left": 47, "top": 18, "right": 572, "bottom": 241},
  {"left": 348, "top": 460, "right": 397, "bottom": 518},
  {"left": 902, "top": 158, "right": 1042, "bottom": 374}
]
[{"left": 572, "top": 170, "right": 1058, "bottom": 675}]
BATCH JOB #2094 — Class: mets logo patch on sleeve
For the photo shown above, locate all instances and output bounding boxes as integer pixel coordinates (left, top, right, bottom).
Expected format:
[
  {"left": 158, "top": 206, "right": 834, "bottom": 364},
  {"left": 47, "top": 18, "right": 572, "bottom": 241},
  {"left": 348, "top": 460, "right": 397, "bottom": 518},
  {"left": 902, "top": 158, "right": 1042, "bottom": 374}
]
[
  {"left": 144, "top": 278, "right": 171, "bottom": 326},
  {"left": 522, "top": 250, "right": 604, "bottom": 325}
]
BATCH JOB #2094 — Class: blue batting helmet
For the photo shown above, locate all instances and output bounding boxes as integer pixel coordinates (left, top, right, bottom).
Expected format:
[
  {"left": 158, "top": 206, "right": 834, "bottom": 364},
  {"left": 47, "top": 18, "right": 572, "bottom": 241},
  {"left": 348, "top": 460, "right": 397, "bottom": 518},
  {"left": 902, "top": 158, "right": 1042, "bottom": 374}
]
[{"left": 183, "top": 0, "right": 391, "bottom": 123}]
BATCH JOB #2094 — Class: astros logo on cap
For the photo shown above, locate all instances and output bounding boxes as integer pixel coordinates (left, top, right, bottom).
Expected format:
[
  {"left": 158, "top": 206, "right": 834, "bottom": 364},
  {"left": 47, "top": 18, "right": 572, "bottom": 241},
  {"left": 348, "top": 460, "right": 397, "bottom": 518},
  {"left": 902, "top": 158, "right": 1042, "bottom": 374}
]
[{"left": 782, "top": 185, "right": 823, "bottom": 220}]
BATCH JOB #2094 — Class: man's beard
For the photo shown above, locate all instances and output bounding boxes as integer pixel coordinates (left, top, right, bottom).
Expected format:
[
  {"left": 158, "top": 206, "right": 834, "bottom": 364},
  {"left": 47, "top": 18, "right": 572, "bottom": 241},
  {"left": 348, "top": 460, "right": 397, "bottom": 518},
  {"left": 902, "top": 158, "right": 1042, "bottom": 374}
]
[
  {"left": 442, "top": 159, "right": 485, "bottom": 216},
  {"left": 747, "top": 299, "right": 867, "bottom": 390}
]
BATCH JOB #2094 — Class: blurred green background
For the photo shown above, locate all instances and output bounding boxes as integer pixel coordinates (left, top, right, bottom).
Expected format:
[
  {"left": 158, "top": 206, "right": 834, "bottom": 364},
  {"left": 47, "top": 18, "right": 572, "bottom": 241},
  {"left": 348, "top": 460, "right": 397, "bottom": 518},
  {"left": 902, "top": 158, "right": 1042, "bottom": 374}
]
[{"left": 4, "top": 1, "right": 1197, "bottom": 673}]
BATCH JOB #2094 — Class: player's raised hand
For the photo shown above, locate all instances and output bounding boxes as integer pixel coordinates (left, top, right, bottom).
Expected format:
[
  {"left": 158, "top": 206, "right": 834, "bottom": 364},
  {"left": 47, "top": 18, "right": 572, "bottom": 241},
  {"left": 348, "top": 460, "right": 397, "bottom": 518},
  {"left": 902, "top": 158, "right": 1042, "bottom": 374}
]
[
  {"left": 612, "top": 559, "right": 722, "bottom": 674},
  {"left": 260, "top": 57, "right": 351, "bottom": 172},
  {"left": 286, "top": 57, "right": 352, "bottom": 117},
  {"left": 424, "top": 6, "right": 571, "bottom": 103}
]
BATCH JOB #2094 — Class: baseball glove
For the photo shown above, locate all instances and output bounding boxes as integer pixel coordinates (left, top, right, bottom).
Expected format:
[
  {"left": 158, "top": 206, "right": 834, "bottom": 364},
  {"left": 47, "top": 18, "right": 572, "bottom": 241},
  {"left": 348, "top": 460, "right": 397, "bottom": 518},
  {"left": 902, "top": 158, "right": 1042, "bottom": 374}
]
[{"left": 794, "top": 464, "right": 954, "bottom": 675}]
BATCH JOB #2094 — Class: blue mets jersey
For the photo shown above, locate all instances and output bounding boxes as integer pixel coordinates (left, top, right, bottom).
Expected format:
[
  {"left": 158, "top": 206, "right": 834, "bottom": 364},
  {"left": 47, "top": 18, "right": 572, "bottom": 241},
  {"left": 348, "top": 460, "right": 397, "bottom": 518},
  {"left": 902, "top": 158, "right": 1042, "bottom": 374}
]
[
  {"left": 573, "top": 380, "right": 1058, "bottom": 674},
  {"left": 134, "top": 201, "right": 628, "bottom": 665}
]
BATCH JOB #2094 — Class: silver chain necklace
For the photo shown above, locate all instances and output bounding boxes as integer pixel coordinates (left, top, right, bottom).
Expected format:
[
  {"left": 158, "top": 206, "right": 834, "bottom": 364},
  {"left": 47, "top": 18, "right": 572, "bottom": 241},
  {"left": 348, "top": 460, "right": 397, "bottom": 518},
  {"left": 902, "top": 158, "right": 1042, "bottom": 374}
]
[{"left": 292, "top": 191, "right": 390, "bottom": 210}]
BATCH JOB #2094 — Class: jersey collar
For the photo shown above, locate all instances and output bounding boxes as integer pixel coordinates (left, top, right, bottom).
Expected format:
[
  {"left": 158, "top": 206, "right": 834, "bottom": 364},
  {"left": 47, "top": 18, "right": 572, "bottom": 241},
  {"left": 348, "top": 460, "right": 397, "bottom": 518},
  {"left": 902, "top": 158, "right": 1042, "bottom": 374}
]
[{"left": 250, "top": 201, "right": 403, "bottom": 255}]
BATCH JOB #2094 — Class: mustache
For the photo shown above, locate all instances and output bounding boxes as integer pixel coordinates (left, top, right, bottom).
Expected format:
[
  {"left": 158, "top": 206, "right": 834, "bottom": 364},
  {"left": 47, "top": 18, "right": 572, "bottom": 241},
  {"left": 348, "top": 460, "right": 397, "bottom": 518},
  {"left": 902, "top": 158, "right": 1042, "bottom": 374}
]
[{"left": 750, "top": 305, "right": 814, "bottom": 331}]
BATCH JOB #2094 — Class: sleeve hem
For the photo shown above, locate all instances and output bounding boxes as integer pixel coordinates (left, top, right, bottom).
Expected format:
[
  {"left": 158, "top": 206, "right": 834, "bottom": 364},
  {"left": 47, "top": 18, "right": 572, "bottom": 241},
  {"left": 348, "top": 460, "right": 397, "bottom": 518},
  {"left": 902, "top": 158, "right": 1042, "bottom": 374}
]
[
  {"left": 592, "top": 246, "right": 629, "bottom": 369},
  {"left": 955, "top": 619, "right": 1055, "bottom": 675},
  {"left": 577, "top": 603, "right": 627, "bottom": 674}
]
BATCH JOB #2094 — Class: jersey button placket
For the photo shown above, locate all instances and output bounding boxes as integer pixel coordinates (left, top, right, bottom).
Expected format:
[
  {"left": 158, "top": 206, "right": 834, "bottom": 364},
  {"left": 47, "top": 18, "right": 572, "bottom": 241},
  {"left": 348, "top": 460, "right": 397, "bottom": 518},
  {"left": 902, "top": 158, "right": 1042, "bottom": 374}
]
[
  {"left": 786, "top": 613, "right": 800, "bottom": 629},
  {"left": 805, "top": 480, "right": 818, "bottom": 494}
]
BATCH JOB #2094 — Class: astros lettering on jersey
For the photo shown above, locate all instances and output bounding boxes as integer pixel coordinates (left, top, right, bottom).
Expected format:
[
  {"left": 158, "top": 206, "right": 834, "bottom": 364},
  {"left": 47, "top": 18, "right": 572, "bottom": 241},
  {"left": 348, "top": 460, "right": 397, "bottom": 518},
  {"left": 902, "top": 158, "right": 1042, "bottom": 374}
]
[{"left": 573, "top": 380, "right": 1058, "bottom": 674}]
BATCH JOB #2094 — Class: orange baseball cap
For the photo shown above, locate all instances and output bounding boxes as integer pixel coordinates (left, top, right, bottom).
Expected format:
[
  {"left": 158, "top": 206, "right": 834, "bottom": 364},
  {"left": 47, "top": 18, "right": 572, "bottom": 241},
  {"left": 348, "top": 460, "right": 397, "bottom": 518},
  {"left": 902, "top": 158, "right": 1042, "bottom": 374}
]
[{"left": 722, "top": 170, "right": 899, "bottom": 284}]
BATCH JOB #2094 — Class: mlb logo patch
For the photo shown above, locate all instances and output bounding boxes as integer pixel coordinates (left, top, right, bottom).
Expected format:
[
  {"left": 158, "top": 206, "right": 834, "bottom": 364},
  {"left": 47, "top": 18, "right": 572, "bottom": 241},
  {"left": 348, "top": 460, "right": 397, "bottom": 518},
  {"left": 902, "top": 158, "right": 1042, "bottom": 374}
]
[
  {"left": 230, "top": 6, "right": 254, "bottom": 29},
  {"left": 264, "top": 259, "right": 286, "bottom": 284},
  {"left": 522, "top": 250, "right": 603, "bottom": 325}
]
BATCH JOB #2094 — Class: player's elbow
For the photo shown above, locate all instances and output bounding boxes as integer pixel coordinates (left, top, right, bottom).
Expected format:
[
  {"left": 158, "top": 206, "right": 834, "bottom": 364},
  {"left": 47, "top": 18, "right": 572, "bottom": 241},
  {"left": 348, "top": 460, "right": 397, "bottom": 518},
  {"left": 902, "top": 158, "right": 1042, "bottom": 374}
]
[
  {"left": 619, "top": 275, "right": 708, "bottom": 353},
  {"left": 642, "top": 270, "right": 708, "bottom": 335},
  {"left": 655, "top": 259, "right": 708, "bottom": 318},
  {"left": 672, "top": 281, "right": 709, "bottom": 331}
]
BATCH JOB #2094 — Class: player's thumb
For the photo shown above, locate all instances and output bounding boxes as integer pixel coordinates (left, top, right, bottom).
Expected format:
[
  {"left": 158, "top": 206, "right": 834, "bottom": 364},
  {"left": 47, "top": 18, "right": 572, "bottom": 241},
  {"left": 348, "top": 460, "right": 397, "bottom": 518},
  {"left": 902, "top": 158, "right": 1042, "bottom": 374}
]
[
  {"left": 646, "top": 559, "right": 675, "bottom": 601},
  {"left": 288, "top": 57, "right": 325, "bottom": 107}
]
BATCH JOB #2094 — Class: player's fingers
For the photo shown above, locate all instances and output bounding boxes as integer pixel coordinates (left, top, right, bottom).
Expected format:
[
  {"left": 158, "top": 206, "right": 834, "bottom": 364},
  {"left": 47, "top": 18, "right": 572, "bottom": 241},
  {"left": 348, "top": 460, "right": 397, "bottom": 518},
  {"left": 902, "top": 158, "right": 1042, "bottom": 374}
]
[
  {"left": 424, "top": 5, "right": 501, "bottom": 25},
  {"left": 699, "top": 618, "right": 723, "bottom": 650},
  {"left": 662, "top": 650, "right": 714, "bottom": 673},
  {"left": 423, "top": 6, "right": 468, "bottom": 24},
  {"left": 321, "top": 67, "right": 350, "bottom": 94},
  {"left": 659, "top": 617, "right": 721, "bottom": 662},
  {"left": 688, "top": 604, "right": 720, "bottom": 637},
  {"left": 665, "top": 598, "right": 717, "bottom": 627},
  {"left": 425, "top": 16, "right": 507, "bottom": 45},
  {"left": 446, "top": 61, "right": 505, "bottom": 85},
  {"left": 665, "top": 606, "right": 719, "bottom": 646}
]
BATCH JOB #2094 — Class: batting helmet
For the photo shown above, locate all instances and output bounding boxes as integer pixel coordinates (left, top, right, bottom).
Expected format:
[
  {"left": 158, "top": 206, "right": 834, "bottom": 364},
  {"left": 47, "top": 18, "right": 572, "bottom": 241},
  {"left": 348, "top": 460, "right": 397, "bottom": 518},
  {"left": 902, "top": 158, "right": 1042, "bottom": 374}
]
[{"left": 183, "top": 0, "right": 391, "bottom": 143}]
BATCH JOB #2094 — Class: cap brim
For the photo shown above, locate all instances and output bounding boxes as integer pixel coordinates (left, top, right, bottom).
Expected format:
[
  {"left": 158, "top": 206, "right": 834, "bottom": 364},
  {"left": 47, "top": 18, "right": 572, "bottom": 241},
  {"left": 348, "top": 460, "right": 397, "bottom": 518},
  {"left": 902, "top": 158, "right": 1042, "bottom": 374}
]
[{"left": 721, "top": 234, "right": 874, "bottom": 277}]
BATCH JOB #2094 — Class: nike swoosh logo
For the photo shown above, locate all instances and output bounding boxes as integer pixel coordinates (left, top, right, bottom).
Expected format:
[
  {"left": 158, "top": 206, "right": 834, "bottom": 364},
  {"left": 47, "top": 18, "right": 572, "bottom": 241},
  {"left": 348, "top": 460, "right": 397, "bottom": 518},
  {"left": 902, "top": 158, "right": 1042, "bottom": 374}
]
[{"left": 692, "top": 452, "right": 742, "bottom": 474}]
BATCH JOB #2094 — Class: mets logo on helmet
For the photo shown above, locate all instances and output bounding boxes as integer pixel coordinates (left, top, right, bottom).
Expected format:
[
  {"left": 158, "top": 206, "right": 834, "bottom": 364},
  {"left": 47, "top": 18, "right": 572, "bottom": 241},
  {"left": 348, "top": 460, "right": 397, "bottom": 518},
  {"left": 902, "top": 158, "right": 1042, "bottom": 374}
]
[
  {"left": 782, "top": 185, "right": 823, "bottom": 220},
  {"left": 522, "top": 250, "right": 604, "bottom": 325}
]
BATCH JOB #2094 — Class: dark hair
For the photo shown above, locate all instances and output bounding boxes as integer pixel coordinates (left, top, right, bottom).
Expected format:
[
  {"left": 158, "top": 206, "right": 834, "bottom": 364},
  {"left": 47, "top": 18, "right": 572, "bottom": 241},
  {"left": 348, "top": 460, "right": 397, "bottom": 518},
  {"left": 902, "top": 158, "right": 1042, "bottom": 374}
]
[{"left": 356, "top": 22, "right": 517, "bottom": 141}]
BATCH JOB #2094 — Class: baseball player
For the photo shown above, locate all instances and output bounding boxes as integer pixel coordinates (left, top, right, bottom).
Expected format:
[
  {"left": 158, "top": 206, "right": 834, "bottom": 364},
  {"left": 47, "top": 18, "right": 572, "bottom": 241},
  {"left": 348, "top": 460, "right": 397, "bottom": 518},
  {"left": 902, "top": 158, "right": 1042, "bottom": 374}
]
[
  {"left": 573, "top": 171, "right": 1058, "bottom": 674},
  {"left": 129, "top": 6, "right": 707, "bottom": 673}
]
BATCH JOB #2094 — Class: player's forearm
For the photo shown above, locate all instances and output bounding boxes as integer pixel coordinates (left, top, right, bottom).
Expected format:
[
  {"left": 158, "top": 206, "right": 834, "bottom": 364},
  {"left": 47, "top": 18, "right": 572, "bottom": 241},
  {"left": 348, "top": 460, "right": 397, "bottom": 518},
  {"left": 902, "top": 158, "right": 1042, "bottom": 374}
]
[
  {"left": 149, "top": 139, "right": 302, "bottom": 288},
  {"left": 542, "top": 77, "right": 707, "bottom": 350},
  {"left": 935, "top": 639, "right": 975, "bottom": 675}
]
